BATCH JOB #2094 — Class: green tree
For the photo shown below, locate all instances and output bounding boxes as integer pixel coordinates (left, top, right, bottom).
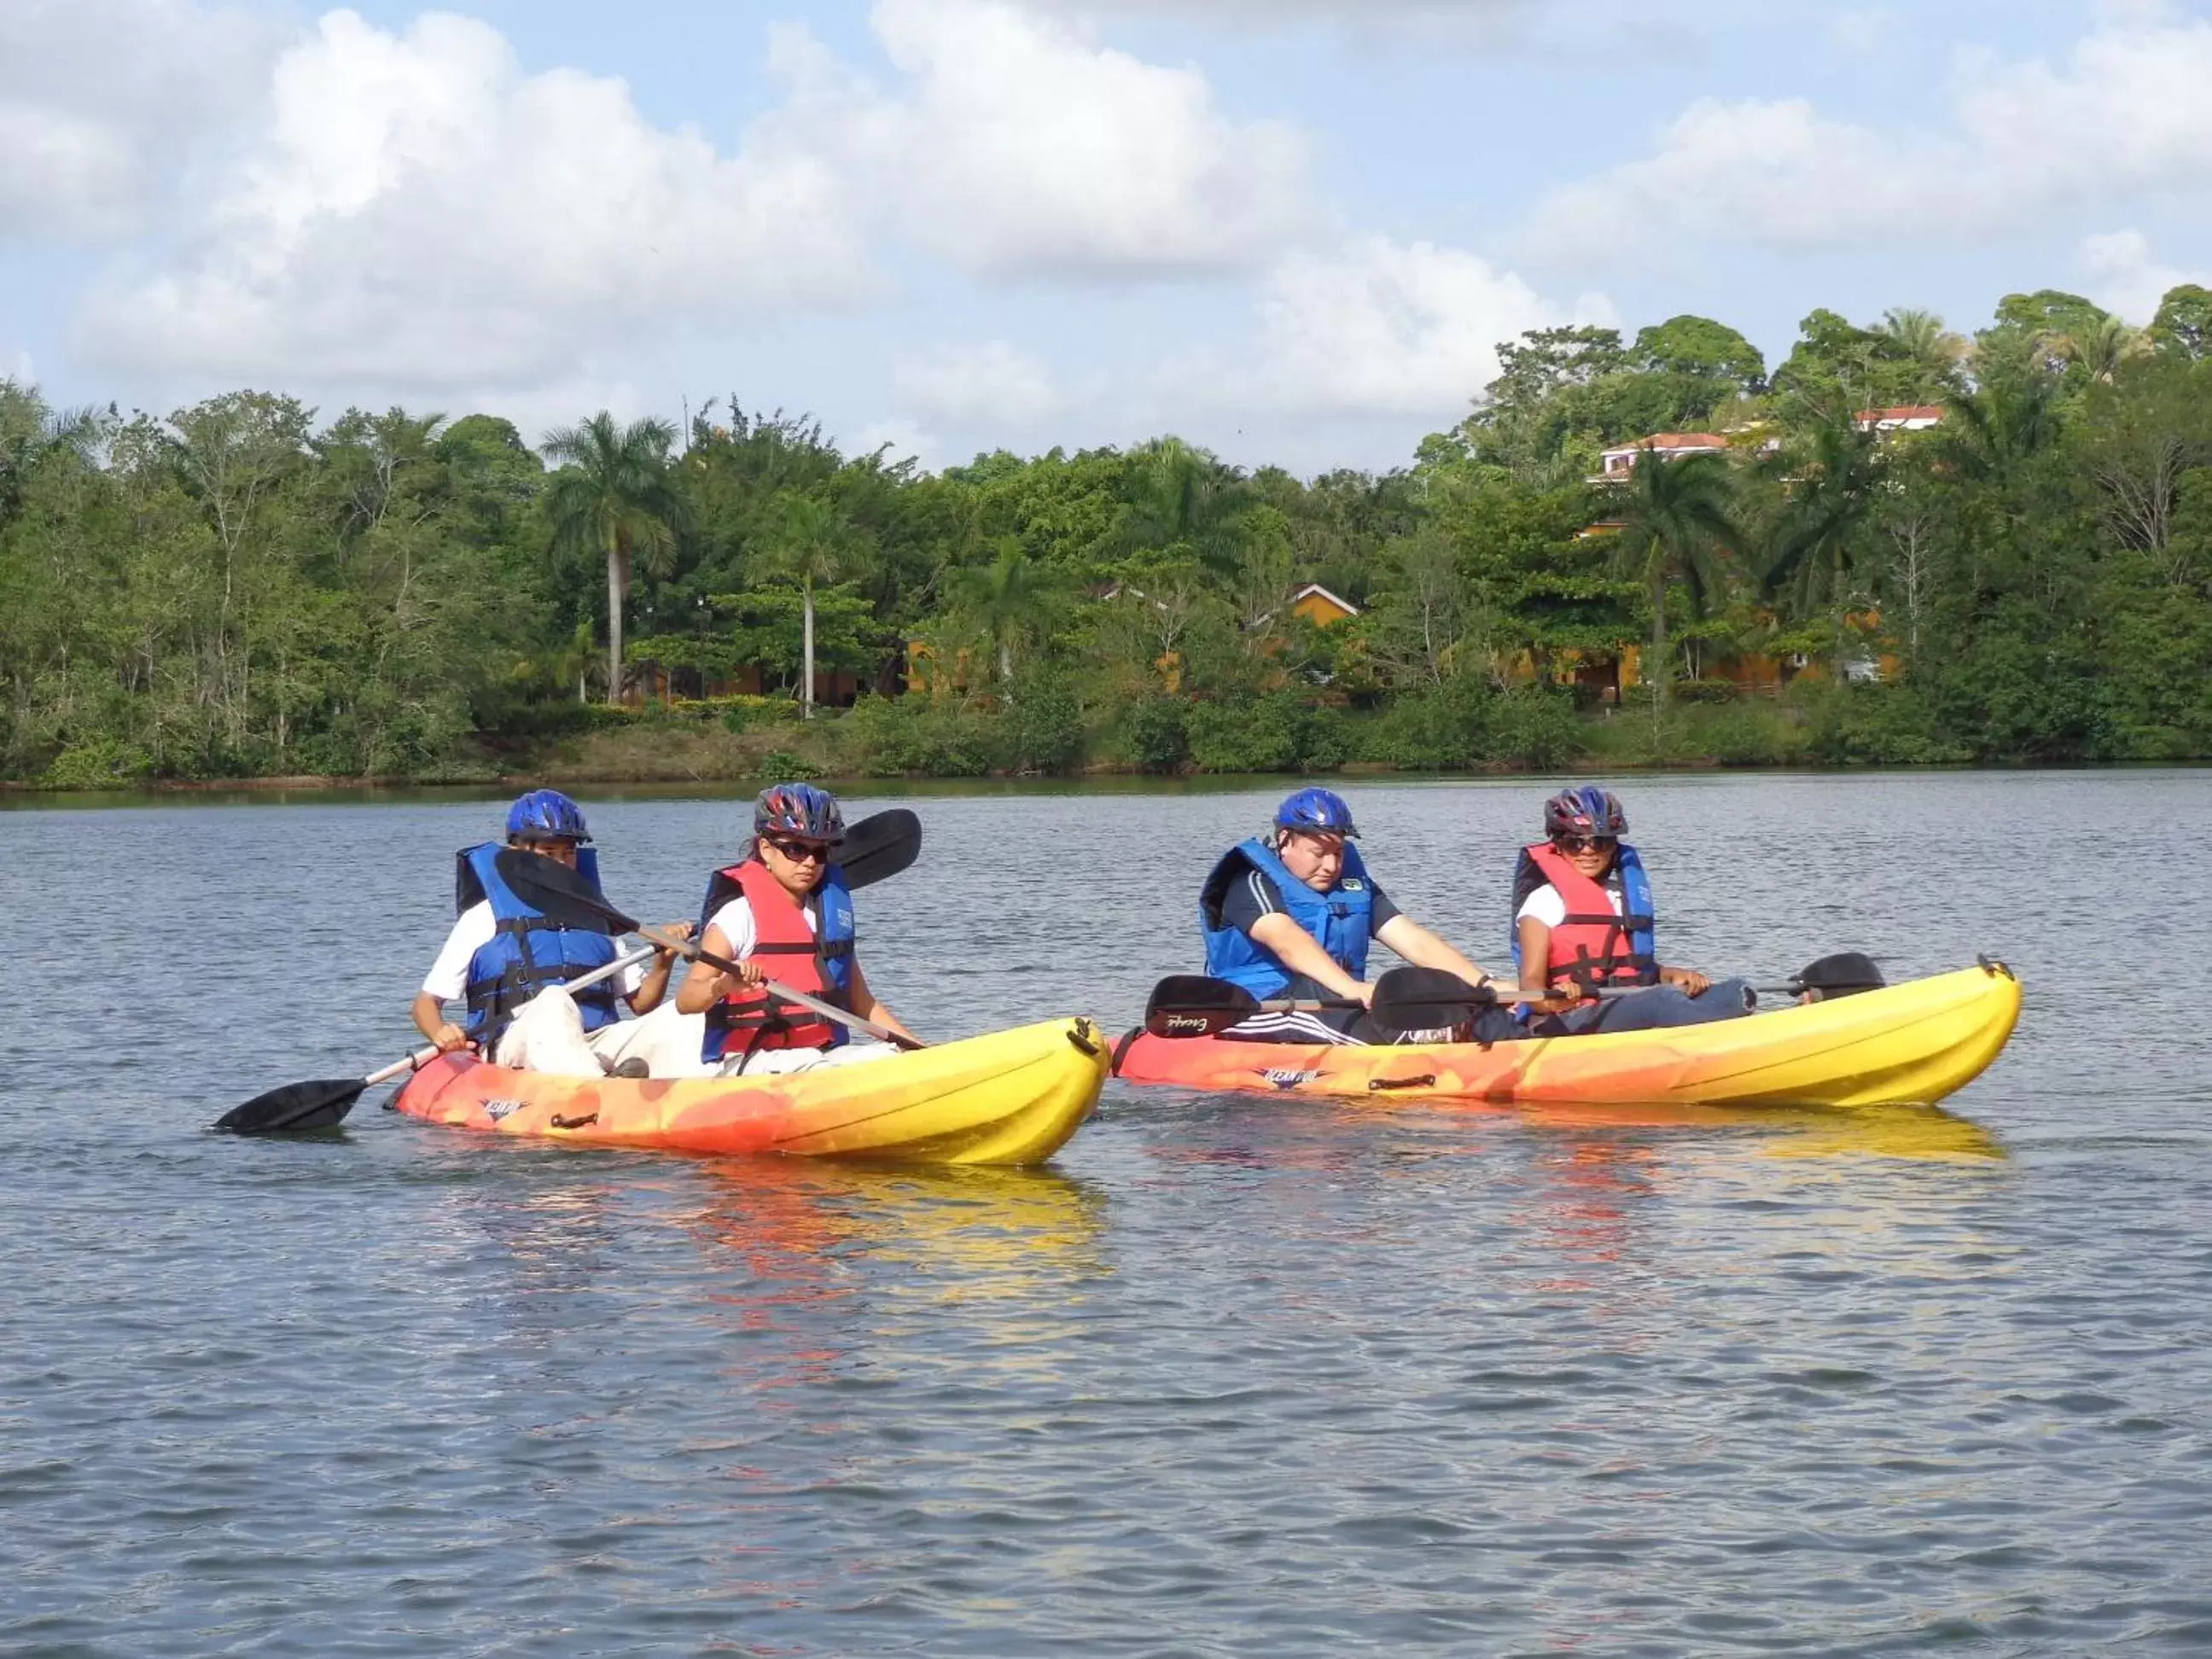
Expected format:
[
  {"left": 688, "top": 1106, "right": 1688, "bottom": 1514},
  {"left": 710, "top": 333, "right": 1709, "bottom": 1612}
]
[
  {"left": 2149, "top": 284, "right": 2212, "bottom": 361},
  {"left": 1761, "top": 414, "right": 1886, "bottom": 674},
  {"left": 1605, "top": 450, "right": 1741, "bottom": 705},
  {"left": 759, "top": 491, "right": 870, "bottom": 718},
  {"left": 540, "top": 412, "right": 684, "bottom": 706},
  {"left": 952, "top": 536, "right": 1057, "bottom": 689}
]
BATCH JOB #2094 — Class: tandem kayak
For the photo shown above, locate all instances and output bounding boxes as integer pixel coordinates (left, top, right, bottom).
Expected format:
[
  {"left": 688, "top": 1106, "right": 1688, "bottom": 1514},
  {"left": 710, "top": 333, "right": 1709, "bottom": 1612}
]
[
  {"left": 392, "top": 1017, "right": 1108, "bottom": 1165},
  {"left": 1113, "top": 963, "right": 2021, "bottom": 1110}
]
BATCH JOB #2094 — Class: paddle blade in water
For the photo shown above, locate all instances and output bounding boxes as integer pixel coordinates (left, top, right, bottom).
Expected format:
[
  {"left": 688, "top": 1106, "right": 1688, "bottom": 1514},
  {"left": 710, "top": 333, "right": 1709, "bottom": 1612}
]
[
  {"left": 1144, "top": 975, "right": 1260, "bottom": 1038},
  {"left": 1368, "top": 967, "right": 1494, "bottom": 1035},
  {"left": 215, "top": 1078, "right": 366, "bottom": 1133},
  {"left": 494, "top": 847, "right": 636, "bottom": 934},
  {"left": 838, "top": 809, "right": 923, "bottom": 891}
]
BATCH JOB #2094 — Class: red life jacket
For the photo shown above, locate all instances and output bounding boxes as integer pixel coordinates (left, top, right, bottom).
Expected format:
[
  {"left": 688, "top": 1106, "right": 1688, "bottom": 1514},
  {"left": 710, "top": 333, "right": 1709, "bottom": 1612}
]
[
  {"left": 1518, "top": 841, "right": 1659, "bottom": 992},
  {"left": 701, "top": 859, "right": 855, "bottom": 1062}
]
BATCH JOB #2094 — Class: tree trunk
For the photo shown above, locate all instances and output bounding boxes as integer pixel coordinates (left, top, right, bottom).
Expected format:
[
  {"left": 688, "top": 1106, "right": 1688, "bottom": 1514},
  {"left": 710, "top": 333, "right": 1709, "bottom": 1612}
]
[
  {"left": 998, "top": 636, "right": 1012, "bottom": 686},
  {"left": 801, "top": 575, "right": 816, "bottom": 720},
  {"left": 605, "top": 532, "right": 624, "bottom": 707},
  {"left": 1649, "top": 576, "right": 1671, "bottom": 707}
]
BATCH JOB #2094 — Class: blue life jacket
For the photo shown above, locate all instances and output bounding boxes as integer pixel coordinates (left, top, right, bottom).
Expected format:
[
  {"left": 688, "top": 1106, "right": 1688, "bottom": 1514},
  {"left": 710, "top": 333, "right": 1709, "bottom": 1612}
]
[
  {"left": 1199, "top": 834, "right": 1374, "bottom": 999},
  {"left": 1508, "top": 840, "right": 1659, "bottom": 989},
  {"left": 696, "top": 854, "right": 857, "bottom": 1063},
  {"left": 455, "top": 842, "right": 623, "bottom": 1049}
]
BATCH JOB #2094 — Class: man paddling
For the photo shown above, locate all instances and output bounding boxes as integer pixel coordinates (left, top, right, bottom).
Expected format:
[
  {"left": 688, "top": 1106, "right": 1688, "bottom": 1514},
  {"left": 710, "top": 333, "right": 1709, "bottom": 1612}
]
[
  {"left": 1198, "top": 788, "right": 1516, "bottom": 1044},
  {"left": 1511, "top": 785, "right": 1751, "bottom": 1034},
  {"left": 672, "top": 783, "right": 918, "bottom": 1075},
  {"left": 410, "top": 789, "right": 695, "bottom": 1077}
]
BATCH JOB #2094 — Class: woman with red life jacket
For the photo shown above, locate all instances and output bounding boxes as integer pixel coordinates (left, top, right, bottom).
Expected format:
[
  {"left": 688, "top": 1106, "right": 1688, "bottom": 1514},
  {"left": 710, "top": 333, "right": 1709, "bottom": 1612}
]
[
  {"left": 1511, "top": 785, "right": 1753, "bottom": 1035},
  {"left": 672, "top": 783, "right": 918, "bottom": 1076}
]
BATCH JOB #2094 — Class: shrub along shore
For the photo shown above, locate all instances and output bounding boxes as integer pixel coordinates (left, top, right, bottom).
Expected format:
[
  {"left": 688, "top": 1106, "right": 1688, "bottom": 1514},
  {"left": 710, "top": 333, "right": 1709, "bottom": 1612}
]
[{"left": 7, "top": 285, "right": 2212, "bottom": 789}]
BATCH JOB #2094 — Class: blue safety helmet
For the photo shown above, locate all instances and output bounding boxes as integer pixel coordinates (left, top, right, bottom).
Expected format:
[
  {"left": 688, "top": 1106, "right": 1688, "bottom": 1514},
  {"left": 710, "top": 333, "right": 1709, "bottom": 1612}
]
[
  {"left": 754, "top": 782, "right": 845, "bottom": 845},
  {"left": 1544, "top": 784, "right": 1627, "bottom": 841},
  {"left": 1274, "top": 787, "right": 1359, "bottom": 839},
  {"left": 505, "top": 788, "right": 591, "bottom": 844}
]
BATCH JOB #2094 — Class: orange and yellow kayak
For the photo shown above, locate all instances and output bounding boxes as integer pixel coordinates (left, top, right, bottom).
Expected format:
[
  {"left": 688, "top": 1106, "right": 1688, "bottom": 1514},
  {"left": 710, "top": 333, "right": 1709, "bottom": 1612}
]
[
  {"left": 1113, "top": 964, "right": 2020, "bottom": 1110},
  {"left": 393, "top": 1017, "right": 1108, "bottom": 1165}
]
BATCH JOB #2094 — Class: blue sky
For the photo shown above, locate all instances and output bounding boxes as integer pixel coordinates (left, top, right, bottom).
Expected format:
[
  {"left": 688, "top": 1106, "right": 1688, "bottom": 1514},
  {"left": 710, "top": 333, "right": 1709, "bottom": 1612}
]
[{"left": 5, "top": 0, "right": 2210, "bottom": 472}]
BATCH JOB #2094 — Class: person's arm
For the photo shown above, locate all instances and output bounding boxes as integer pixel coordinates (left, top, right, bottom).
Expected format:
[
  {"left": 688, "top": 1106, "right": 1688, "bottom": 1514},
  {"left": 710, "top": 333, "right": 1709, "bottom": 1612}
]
[
  {"left": 411, "top": 991, "right": 470, "bottom": 1054},
  {"left": 845, "top": 958, "right": 919, "bottom": 1045},
  {"left": 1249, "top": 912, "right": 1371, "bottom": 1004},
  {"left": 624, "top": 922, "right": 696, "bottom": 1014},
  {"left": 674, "top": 922, "right": 762, "bottom": 1015},
  {"left": 1514, "top": 912, "right": 1580, "bottom": 1015},
  {"left": 1658, "top": 963, "right": 1712, "bottom": 995},
  {"left": 1373, "top": 913, "right": 1494, "bottom": 989}
]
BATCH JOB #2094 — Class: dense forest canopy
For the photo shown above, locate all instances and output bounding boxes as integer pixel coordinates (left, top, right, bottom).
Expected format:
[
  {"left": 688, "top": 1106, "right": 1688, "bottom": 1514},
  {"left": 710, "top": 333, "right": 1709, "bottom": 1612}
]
[{"left": 5, "top": 282, "right": 2212, "bottom": 786}]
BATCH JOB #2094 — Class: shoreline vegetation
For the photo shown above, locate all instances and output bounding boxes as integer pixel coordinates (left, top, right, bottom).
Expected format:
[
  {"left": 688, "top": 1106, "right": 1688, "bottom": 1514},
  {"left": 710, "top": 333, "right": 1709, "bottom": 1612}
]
[{"left": 7, "top": 288, "right": 2212, "bottom": 790}]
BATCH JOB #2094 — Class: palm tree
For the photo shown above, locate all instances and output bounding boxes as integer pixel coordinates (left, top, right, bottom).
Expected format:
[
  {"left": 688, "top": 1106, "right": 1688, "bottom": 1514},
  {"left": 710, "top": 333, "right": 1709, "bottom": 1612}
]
[
  {"left": 2056, "top": 315, "right": 2150, "bottom": 385},
  {"left": 1877, "top": 308, "right": 1969, "bottom": 399},
  {"left": 541, "top": 412, "right": 685, "bottom": 706},
  {"left": 1762, "top": 416, "right": 1884, "bottom": 675},
  {"left": 1606, "top": 448, "right": 1741, "bottom": 706},
  {"left": 760, "top": 491, "right": 869, "bottom": 718},
  {"left": 0, "top": 381, "right": 102, "bottom": 527},
  {"left": 953, "top": 538, "right": 1056, "bottom": 690},
  {"left": 1125, "top": 437, "right": 1246, "bottom": 578}
]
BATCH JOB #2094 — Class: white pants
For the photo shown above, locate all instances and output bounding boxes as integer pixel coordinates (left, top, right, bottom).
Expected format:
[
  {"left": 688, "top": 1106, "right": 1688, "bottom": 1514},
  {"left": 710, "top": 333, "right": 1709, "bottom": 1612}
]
[
  {"left": 716, "top": 1040, "right": 903, "bottom": 1078},
  {"left": 492, "top": 990, "right": 709, "bottom": 1080}
]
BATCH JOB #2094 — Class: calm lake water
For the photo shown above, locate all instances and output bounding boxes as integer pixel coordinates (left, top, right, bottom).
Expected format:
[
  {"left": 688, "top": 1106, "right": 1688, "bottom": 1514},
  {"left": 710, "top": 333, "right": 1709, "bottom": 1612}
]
[{"left": 4, "top": 772, "right": 2210, "bottom": 1656}]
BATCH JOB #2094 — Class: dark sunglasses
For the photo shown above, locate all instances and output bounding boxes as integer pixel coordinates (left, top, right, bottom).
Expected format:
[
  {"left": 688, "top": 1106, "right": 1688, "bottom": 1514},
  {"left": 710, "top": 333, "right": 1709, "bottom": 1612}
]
[
  {"left": 763, "top": 835, "right": 835, "bottom": 864},
  {"left": 1555, "top": 835, "right": 1618, "bottom": 855}
]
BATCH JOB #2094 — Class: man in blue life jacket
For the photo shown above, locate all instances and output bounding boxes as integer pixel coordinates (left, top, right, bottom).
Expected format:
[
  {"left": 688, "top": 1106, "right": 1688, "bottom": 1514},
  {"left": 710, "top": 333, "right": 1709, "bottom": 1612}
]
[
  {"left": 410, "top": 789, "right": 697, "bottom": 1077},
  {"left": 1199, "top": 788, "right": 1517, "bottom": 1044}
]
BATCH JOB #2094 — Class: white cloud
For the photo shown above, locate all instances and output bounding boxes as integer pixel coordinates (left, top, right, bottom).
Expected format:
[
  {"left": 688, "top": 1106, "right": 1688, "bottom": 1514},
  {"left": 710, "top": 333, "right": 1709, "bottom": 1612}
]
[
  {"left": 55, "top": 0, "right": 1312, "bottom": 390},
  {"left": 894, "top": 341, "right": 1061, "bottom": 424},
  {"left": 2079, "top": 230, "right": 2206, "bottom": 323},
  {"left": 1253, "top": 236, "right": 1572, "bottom": 415},
  {"left": 0, "top": 0, "right": 273, "bottom": 242},
  {"left": 77, "top": 9, "right": 875, "bottom": 387},
  {"left": 858, "top": 0, "right": 1312, "bottom": 277},
  {"left": 1523, "top": 11, "right": 2212, "bottom": 265}
]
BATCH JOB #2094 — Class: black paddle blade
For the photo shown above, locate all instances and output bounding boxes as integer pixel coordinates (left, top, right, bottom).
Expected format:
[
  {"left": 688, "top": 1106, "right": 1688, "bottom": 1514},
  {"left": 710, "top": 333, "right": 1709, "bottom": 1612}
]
[
  {"left": 494, "top": 847, "right": 637, "bottom": 934},
  {"left": 1144, "top": 975, "right": 1260, "bottom": 1038},
  {"left": 1368, "top": 967, "right": 1495, "bottom": 1036},
  {"left": 214, "top": 1078, "right": 366, "bottom": 1133},
  {"left": 837, "top": 809, "right": 923, "bottom": 891},
  {"left": 1790, "top": 952, "right": 1887, "bottom": 999}
]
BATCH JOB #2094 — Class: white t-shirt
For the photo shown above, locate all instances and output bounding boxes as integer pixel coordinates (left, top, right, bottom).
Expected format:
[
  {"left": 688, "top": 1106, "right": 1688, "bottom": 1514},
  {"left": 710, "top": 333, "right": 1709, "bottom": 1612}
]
[
  {"left": 420, "top": 901, "right": 645, "bottom": 1003},
  {"left": 1515, "top": 880, "right": 1624, "bottom": 932},
  {"left": 704, "top": 894, "right": 817, "bottom": 960}
]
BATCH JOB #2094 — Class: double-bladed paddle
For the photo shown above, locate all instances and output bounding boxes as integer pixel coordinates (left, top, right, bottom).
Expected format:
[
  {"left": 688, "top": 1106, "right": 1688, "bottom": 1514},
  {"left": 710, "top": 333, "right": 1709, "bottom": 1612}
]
[
  {"left": 497, "top": 809, "right": 927, "bottom": 1053},
  {"left": 213, "top": 941, "right": 661, "bottom": 1133},
  {"left": 1144, "top": 953, "right": 1894, "bottom": 1040}
]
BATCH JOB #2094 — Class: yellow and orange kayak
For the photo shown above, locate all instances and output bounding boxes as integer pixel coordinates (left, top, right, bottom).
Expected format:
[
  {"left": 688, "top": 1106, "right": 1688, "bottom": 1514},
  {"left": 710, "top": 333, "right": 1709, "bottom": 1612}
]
[
  {"left": 393, "top": 1017, "right": 1108, "bottom": 1166},
  {"left": 1113, "top": 964, "right": 2021, "bottom": 1110}
]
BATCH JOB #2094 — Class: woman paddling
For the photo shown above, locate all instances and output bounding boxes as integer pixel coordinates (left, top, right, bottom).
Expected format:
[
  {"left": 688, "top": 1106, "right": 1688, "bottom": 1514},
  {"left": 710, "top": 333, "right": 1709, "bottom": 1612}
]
[
  {"left": 1512, "top": 785, "right": 1753, "bottom": 1035},
  {"left": 674, "top": 784, "right": 920, "bottom": 1075}
]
